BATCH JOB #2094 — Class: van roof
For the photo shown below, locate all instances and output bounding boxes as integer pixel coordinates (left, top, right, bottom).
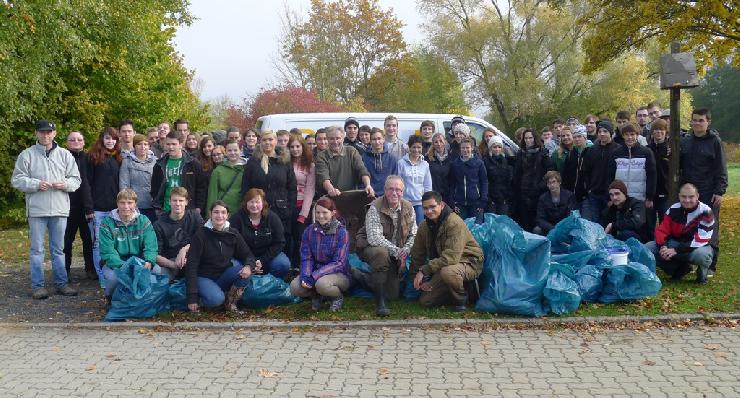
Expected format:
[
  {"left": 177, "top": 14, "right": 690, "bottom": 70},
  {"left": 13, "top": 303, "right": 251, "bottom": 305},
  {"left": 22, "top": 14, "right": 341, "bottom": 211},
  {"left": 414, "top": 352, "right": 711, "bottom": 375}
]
[{"left": 257, "top": 112, "right": 473, "bottom": 121}]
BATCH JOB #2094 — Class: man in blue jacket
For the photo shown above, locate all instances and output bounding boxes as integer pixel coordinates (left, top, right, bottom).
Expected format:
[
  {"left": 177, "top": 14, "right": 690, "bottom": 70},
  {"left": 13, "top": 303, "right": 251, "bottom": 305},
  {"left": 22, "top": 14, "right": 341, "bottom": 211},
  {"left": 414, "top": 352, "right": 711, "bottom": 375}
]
[{"left": 362, "top": 129, "right": 398, "bottom": 196}]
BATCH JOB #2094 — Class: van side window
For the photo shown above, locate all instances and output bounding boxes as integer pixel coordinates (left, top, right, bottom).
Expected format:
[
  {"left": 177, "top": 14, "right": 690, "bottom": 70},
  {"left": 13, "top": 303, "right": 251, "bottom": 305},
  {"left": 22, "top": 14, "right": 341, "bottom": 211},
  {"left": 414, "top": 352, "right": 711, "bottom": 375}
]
[
  {"left": 255, "top": 120, "right": 263, "bottom": 131},
  {"left": 443, "top": 121, "right": 484, "bottom": 143}
]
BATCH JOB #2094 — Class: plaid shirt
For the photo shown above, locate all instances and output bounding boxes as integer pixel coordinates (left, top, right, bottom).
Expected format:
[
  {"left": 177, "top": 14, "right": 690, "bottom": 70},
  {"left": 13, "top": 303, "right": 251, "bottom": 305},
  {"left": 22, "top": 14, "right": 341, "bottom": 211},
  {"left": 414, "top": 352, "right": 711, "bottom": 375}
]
[{"left": 299, "top": 221, "right": 350, "bottom": 286}]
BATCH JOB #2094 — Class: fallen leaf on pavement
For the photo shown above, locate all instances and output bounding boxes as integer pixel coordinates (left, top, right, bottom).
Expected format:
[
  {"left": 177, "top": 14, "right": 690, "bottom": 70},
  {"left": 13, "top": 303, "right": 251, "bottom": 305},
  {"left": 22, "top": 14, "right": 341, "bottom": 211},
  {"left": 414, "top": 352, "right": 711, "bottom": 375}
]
[
  {"left": 704, "top": 344, "right": 720, "bottom": 350},
  {"left": 377, "top": 368, "right": 389, "bottom": 375},
  {"left": 86, "top": 365, "right": 96, "bottom": 371},
  {"left": 642, "top": 360, "right": 655, "bottom": 366},
  {"left": 693, "top": 361, "right": 704, "bottom": 366},
  {"left": 258, "top": 369, "right": 277, "bottom": 378}
]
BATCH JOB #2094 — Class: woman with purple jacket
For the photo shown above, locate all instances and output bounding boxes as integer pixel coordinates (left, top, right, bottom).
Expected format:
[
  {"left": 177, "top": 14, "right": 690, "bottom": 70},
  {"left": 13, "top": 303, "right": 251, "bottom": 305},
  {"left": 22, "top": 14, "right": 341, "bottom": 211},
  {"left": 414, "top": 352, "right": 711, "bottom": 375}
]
[{"left": 289, "top": 197, "right": 350, "bottom": 312}]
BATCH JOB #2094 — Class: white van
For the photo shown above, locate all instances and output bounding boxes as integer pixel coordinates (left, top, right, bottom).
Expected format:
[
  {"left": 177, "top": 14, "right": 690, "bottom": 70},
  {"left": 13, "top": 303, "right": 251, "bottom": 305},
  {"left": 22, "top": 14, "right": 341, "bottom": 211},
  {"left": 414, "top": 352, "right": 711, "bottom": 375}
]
[{"left": 255, "top": 112, "right": 519, "bottom": 153}]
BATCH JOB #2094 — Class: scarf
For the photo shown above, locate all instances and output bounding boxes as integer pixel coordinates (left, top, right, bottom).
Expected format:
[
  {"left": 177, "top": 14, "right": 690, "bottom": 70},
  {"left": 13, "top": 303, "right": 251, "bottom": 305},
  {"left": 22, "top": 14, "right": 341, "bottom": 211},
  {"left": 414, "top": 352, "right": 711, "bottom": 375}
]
[
  {"left": 435, "top": 150, "right": 449, "bottom": 162},
  {"left": 319, "top": 219, "right": 340, "bottom": 235}
]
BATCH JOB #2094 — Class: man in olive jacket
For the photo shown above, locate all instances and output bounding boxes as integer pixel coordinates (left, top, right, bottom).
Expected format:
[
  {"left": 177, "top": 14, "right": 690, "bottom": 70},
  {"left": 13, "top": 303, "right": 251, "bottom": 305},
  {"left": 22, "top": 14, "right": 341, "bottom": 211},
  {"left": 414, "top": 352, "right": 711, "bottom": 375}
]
[{"left": 410, "top": 191, "right": 483, "bottom": 311}]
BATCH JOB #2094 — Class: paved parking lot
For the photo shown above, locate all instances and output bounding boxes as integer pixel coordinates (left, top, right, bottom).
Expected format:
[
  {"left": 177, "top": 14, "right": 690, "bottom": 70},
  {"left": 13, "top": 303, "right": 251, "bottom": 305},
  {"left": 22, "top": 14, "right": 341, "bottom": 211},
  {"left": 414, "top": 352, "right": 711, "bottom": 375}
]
[{"left": 1, "top": 324, "right": 737, "bottom": 397}]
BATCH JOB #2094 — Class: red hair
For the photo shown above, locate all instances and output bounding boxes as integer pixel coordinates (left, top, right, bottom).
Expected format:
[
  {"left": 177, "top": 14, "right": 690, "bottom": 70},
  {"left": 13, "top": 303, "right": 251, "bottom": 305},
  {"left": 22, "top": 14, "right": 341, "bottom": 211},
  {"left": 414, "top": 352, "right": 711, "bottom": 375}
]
[{"left": 315, "top": 196, "right": 337, "bottom": 212}]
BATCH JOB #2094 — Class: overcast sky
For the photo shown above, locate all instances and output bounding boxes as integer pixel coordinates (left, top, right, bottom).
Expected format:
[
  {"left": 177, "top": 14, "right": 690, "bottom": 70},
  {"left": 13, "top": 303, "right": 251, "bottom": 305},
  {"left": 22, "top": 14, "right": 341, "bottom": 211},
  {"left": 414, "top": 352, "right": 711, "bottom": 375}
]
[{"left": 173, "top": 0, "right": 426, "bottom": 102}]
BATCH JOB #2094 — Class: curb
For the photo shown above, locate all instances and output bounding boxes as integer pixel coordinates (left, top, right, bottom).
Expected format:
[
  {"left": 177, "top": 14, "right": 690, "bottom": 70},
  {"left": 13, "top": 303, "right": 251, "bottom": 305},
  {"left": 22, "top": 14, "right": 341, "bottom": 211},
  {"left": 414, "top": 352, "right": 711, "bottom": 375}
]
[{"left": 1, "top": 312, "right": 737, "bottom": 331}]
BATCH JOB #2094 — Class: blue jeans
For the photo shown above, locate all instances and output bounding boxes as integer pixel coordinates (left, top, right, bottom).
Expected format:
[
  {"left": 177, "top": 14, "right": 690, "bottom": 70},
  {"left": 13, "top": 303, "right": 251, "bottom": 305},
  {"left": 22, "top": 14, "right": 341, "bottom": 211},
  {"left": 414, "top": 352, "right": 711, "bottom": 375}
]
[
  {"left": 232, "top": 252, "right": 291, "bottom": 278},
  {"left": 197, "top": 264, "right": 250, "bottom": 307},
  {"left": 28, "top": 216, "right": 69, "bottom": 289},
  {"left": 103, "top": 263, "right": 167, "bottom": 297},
  {"left": 644, "top": 240, "right": 714, "bottom": 278},
  {"left": 581, "top": 193, "right": 608, "bottom": 224},
  {"left": 412, "top": 205, "right": 424, "bottom": 226},
  {"left": 91, "top": 210, "right": 111, "bottom": 283}
]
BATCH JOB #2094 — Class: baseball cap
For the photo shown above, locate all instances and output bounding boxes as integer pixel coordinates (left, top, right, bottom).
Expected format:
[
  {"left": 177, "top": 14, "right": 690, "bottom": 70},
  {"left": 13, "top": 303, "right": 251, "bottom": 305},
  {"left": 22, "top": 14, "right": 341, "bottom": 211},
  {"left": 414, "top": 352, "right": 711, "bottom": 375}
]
[{"left": 35, "top": 120, "right": 55, "bottom": 132}]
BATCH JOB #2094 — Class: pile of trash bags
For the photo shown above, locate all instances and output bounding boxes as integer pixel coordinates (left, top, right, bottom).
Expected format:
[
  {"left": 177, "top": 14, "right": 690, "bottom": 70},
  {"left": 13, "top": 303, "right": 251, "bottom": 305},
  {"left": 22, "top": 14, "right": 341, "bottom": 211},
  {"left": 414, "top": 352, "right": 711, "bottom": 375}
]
[
  {"left": 105, "top": 257, "right": 299, "bottom": 321},
  {"left": 466, "top": 212, "right": 662, "bottom": 317}
]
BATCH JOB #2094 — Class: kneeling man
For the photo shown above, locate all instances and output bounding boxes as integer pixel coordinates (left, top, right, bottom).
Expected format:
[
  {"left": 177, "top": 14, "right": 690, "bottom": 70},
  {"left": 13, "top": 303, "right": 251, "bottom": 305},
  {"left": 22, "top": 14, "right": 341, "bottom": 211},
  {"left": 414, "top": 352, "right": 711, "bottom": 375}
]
[
  {"left": 644, "top": 183, "right": 715, "bottom": 284},
  {"left": 410, "top": 191, "right": 483, "bottom": 311},
  {"left": 355, "top": 175, "right": 417, "bottom": 316}
]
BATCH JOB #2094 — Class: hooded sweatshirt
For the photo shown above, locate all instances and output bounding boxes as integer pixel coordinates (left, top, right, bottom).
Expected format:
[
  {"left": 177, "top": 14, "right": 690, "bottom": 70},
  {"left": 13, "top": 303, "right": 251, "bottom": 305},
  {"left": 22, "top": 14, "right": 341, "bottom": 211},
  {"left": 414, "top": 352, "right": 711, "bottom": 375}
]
[
  {"left": 449, "top": 155, "right": 488, "bottom": 209},
  {"left": 120, "top": 150, "right": 157, "bottom": 209},
  {"left": 397, "top": 154, "right": 432, "bottom": 206},
  {"left": 362, "top": 143, "right": 398, "bottom": 195},
  {"left": 207, "top": 158, "right": 246, "bottom": 215},
  {"left": 186, "top": 219, "right": 255, "bottom": 304},
  {"left": 98, "top": 209, "right": 158, "bottom": 269}
]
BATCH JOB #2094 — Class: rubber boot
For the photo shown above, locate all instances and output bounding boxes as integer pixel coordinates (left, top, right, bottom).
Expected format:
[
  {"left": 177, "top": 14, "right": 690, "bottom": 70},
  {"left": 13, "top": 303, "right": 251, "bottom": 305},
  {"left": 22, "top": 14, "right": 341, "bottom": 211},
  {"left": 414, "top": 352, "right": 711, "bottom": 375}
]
[{"left": 371, "top": 272, "right": 390, "bottom": 317}]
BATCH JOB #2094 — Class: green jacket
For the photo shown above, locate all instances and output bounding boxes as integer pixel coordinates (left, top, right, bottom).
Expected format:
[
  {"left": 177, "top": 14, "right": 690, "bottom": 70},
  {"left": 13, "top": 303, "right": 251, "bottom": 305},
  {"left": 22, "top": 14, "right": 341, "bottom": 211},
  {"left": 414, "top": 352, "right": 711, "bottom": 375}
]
[
  {"left": 99, "top": 209, "right": 158, "bottom": 269},
  {"left": 410, "top": 207, "right": 484, "bottom": 276},
  {"left": 207, "top": 159, "right": 245, "bottom": 215}
]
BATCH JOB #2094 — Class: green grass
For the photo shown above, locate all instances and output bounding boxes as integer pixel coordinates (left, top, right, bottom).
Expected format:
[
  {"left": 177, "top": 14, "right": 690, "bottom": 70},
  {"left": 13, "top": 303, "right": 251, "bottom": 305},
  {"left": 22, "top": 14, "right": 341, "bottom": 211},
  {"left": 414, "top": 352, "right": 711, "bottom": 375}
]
[
  {"left": 4, "top": 196, "right": 738, "bottom": 321},
  {"left": 727, "top": 162, "right": 740, "bottom": 195}
]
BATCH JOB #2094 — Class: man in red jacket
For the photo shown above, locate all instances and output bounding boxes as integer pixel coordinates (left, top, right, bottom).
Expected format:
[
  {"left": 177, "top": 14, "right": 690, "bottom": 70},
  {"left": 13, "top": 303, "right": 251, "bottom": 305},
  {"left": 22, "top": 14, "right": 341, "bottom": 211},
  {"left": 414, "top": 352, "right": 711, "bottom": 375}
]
[{"left": 644, "top": 183, "right": 715, "bottom": 284}]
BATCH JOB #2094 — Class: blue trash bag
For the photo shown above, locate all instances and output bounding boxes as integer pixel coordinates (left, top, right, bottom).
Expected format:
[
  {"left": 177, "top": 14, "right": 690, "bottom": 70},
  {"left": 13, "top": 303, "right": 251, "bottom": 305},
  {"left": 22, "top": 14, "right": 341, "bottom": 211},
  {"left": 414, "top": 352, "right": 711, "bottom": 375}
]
[
  {"left": 599, "top": 262, "right": 662, "bottom": 304},
  {"left": 551, "top": 251, "right": 594, "bottom": 271},
  {"left": 475, "top": 215, "right": 551, "bottom": 316},
  {"left": 574, "top": 264, "right": 606, "bottom": 302},
  {"left": 348, "top": 253, "right": 374, "bottom": 299},
  {"left": 543, "top": 262, "right": 582, "bottom": 315},
  {"left": 105, "top": 257, "right": 170, "bottom": 321},
  {"left": 168, "top": 279, "right": 188, "bottom": 312},
  {"left": 240, "top": 274, "right": 300, "bottom": 308},
  {"left": 466, "top": 214, "right": 505, "bottom": 296},
  {"left": 547, "top": 211, "right": 607, "bottom": 253},
  {"left": 626, "top": 238, "right": 656, "bottom": 273}
]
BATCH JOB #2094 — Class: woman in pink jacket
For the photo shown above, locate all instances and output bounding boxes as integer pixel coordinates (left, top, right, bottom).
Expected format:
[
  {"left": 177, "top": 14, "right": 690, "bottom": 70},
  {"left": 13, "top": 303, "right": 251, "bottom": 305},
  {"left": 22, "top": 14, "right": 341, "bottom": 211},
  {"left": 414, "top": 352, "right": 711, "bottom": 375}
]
[{"left": 288, "top": 134, "right": 316, "bottom": 268}]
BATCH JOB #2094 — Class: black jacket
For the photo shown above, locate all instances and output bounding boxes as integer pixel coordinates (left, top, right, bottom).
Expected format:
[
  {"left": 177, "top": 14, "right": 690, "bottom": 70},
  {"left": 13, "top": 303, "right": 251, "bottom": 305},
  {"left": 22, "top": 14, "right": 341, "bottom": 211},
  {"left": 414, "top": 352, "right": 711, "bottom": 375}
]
[
  {"left": 69, "top": 150, "right": 93, "bottom": 213},
  {"left": 535, "top": 189, "right": 575, "bottom": 231},
  {"left": 601, "top": 196, "right": 647, "bottom": 241},
  {"left": 513, "top": 147, "right": 553, "bottom": 195},
  {"left": 87, "top": 154, "right": 120, "bottom": 212},
  {"left": 229, "top": 209, "right": 286, "bottom": 270},
  {"left": 428, "top": 153, "right": 453, "bottom": 204},
  {"left": 483, "top": 154, "right": 513, "bottom": 201},
  {"left": 186, "top": 225, "right": 255, "bottom": 304},
  {"left": 582, "top": 141, "right": 621, "bottom": 196},
  {"left": 648, "top": 139, "right": 670, "bottom": 197},
  {"left": 563, "top": 146, "right": 588, "bottom": 200},
  {"left": 240, "top": 154, "right": 297, "bottom": 224},
  {"left": 151, "top": 152, "right": 207, "bottom": 212},
  {"left": 153, "top": 209, "right": 204, "bottom": 259},
  {"left": 680, "top": 130, "right": 728, "bottom": 202}
]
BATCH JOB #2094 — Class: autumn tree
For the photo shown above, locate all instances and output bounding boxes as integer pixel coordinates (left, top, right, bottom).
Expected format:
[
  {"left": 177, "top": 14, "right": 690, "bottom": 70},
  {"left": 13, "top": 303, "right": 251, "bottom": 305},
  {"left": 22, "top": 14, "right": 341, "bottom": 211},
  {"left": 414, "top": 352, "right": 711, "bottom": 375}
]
[
  {"left": 580, "top": 0, "right": 740, "bottom": 74},
  {"left": 231, "top": 85, "right": 346, "bottom": 130},
  {"left": 0, "top": 0, "right": 207, "bottom": 224},
  {"left": 279, "top": 0, "right": 407, "bottom": 103},
  {"left": 364, "top": 49, "right": 468, "bottom": 114}
]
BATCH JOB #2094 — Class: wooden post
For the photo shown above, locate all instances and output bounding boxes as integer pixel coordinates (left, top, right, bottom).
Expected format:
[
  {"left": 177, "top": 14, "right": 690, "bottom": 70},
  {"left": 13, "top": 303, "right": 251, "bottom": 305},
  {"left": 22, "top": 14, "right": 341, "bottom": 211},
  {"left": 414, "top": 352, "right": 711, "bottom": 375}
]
[{"left": 667, "top": 42, "right": 682, "bottom": 203}]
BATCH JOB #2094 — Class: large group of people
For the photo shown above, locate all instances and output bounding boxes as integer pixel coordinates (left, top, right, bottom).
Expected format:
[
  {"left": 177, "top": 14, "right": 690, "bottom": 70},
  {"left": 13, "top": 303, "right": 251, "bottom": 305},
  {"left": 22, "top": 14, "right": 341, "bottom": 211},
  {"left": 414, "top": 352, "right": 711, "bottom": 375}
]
[{"left": 11, "top": 104, "right": 728, "bottom": 312}]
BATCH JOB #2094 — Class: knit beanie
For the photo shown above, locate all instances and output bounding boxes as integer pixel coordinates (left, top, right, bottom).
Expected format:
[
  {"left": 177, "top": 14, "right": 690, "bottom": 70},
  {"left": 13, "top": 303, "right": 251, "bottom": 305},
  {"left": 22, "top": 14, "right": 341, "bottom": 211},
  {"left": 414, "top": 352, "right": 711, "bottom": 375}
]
[
  {"left": 608, "top": 180, "right": 628, "bottom": 196},
  {"left": 573, "top": 125, "right": 587, "bottom": 137},
  {"left": 344, "top": 117, "right": 359, "bottom": 130},
  {"left": 212, "top": 130, "right": 227, "bottom": 145},
  {"left": 597, "top": 120, "right": 614, "bottom": 135},
  {"left": 487, "top": 135, "right": 504, "bottom": 148}
]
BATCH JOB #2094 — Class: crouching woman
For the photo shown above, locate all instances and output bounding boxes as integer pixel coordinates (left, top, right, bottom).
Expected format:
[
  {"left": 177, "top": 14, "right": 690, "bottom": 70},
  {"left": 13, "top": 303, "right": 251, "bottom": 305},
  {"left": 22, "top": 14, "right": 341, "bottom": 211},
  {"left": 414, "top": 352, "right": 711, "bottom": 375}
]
[
  {"left": 99, "top": 188, "right": 158, "bottom": 299},
  {"left": 290, "top": 197, "right": 350, "bottom": 312},
  {"left": 186, "top": 200, "right": 256, "bottom": 312}
]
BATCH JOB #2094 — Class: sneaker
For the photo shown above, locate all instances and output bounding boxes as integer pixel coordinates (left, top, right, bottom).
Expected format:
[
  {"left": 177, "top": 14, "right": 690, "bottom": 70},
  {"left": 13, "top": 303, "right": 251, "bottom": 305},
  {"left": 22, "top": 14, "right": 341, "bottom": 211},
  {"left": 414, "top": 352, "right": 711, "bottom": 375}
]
[
  {"left": 57, "top": 285, "right": 78, "bottom": 296},
  {"left": 32, "top": 288, "right": 49, "bottom": 300},
  {"left": 707, "top": 269, "right": 715, "bottom": 278},
  {"left": 329, "top": 294, "right": 344, "bottom": 312},
  {"left": 224, "top": 286, "right": 245, "bottom": 312},
  {"left": 311, "top": 296, "right": 322, "bottom": 311},
  {"left": 86, "top": 269, "right": 99, "bottom": 280}
]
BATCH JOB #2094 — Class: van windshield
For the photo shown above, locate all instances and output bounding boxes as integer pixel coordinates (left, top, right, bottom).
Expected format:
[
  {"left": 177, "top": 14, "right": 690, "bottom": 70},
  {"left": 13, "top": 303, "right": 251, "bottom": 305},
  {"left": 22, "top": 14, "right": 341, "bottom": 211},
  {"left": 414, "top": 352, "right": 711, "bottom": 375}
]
[{"left": 443, "top": 121, "right": 484, "bottom": 143}]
